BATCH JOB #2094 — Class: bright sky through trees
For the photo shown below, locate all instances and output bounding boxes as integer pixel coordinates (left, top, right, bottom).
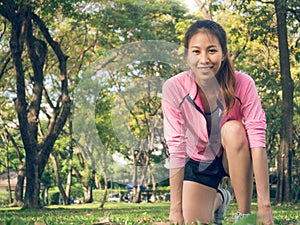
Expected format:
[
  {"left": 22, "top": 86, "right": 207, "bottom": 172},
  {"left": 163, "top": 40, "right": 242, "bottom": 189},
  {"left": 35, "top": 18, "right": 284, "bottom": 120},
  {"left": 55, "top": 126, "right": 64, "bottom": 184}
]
[{"left": 183, "top": 0, "right": 198, "bottom": 13}]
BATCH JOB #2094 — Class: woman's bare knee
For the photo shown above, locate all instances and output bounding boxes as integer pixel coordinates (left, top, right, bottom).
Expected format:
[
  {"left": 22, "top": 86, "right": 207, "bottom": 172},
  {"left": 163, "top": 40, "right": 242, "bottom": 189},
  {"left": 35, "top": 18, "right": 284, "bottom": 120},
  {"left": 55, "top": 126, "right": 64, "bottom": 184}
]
[
  {"left": 182, "top": 182, "right": 216, "bottom": 224},
  {"left": 221, "top": 120, "right": 249, "bottom": 151}
]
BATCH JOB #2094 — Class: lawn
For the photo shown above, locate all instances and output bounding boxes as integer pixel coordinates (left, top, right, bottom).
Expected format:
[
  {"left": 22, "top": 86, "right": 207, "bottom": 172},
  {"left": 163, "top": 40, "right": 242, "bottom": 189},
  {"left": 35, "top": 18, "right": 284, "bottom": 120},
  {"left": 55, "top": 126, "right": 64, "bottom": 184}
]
[{"left": 0, "top": 201, "right": 299, "bottom": 224}]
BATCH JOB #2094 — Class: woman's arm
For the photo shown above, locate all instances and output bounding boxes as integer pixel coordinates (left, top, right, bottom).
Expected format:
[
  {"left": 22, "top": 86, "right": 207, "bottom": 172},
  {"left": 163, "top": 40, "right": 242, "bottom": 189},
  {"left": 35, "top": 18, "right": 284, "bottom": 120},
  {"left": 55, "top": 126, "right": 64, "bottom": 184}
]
[
  {"left": 169, "top": 168, "right": 185, "bottom": 225},
  {"left": 162, "top": 77, "right": 187, "bottom": 224},
  {"left": 251, "top": 147, "right": 274, "bottom": 225}
]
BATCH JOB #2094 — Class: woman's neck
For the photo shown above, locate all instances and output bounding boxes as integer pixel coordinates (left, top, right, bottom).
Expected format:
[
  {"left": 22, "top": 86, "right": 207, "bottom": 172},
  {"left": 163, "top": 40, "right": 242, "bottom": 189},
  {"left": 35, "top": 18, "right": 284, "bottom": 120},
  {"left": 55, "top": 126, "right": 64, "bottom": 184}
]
[
  {"left": 197, "top": 80, "right": 219, "bottom": 96},
  {"left": 198, "top": 86, "right": 220, "bottom": 113}
]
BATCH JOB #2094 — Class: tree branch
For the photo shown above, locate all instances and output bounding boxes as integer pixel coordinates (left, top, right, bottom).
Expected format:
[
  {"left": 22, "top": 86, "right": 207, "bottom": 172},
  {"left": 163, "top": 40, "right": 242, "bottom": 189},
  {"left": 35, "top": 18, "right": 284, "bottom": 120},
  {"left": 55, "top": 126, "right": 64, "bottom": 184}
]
[
  {"left": 0, "top": 52, "right": 11, "bottom": 80},
  {"left": 32, "top": 12, "right": 70, "bottom": 145},
  {"left": 11, "top": 3, "right": 34, "bottom": 152},
  {"left": 26, "top": 13, "right": 47, "bottom": 141},
  {"left": 72, "top": 167, "right": 83, "bottom": 182},
  {"left": 0, "top": 0, "right": 16, "bottom": 21},
  {"left": 0, "top": 19, "right": 7, "bottom": 40}
]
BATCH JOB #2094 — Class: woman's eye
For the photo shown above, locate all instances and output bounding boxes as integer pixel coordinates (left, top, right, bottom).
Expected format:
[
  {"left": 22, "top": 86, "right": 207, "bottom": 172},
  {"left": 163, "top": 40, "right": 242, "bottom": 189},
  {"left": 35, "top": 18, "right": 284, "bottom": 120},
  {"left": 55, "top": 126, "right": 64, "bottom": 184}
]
[
  {"left": 208, "top": 49, "right": 217, "bottom": 53},
  {"left": 192, "top": 50, "right": 200, "bottom": 54}
]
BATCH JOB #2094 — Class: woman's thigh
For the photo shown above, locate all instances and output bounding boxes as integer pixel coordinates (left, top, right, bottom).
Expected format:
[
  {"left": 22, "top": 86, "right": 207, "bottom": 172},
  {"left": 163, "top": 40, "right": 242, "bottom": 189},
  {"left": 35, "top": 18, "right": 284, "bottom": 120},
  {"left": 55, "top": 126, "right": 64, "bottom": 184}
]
[
  {"left": 221, "top": 120, "right": 249, "bottom": 174},
  {"left": 182, "top": 181, "right": 217, "bottom": 224}
]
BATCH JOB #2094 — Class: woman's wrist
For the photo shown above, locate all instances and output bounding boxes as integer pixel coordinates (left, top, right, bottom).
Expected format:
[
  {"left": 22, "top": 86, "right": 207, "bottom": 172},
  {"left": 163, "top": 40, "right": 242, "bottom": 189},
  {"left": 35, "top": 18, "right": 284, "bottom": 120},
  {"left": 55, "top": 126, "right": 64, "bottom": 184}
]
[
  {"left": 170, "top": 201, "right": 182, "bottom": 213},
  {"left": 257, "top": 200, "right": 272, "bottom": 209}
]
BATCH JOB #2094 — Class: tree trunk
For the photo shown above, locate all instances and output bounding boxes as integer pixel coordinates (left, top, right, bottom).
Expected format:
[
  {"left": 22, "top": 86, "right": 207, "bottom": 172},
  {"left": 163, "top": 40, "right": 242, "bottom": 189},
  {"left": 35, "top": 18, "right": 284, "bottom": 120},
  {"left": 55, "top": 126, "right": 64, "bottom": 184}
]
[
  {"left": 2, "top": 133, "right": 12, "bottom": 204},
  {"left": 131, "top": 148, "right": 139, "bottom": 203},
  {"left": 85, "top": 170, "right": 96, "bottom": 203},
  {"left": 132, "top": 151, "right": 149, "bottom": 203},
  {"left": 150, "top": 168, "right": 157, "bottom": 202},
  {"left": 100, "top": 172, "right": 108, "bottom": 208},
  {"left": 1, "top": 126, "right": 26, "bottom": 207},
  {"left": 99, "top": 145, "right": 109, "bottom": 208},
  {"left": 65, "top": 116, "right": 73, "bottom": 200},
  {"left": 138, "top": 154, "right": 150, "bottom": 202},
  {"left": 274, "top": 0, "right": 294, "bottom": 204},
  {"left": 294, "top": 159, "right": 300, "bottom": 202},
  {"left": 44, "top": 186, "right": 49, "bottom": 205},
  {"left": 50, "top": 153, "right": 69, "bottom": 205},
  {"left": 72, "top": 166, "right": 95, "bottom": 203},
  {"left": 135, "top": 185, "right": 142, "bottom": 203},
  {"left": 84, "top": 186, "right": 93, "bottom": 203},
  {"left": 65, "top": 165, "right": 72, "bottom": 201},
  {"left": 6, "top": 2, "right": 38, "bottom": 209},
  {"left": 13, "top": 164, "right": 26, "bottom": 207},
  {"left": 0, "top": 113, "right": 26, "bottom": 206},
  {"left": 84, "top": 170, "right": 95, "bottom": 203},
  {"left": 24, "top": 152, "right": 40, "bottom": 208}
]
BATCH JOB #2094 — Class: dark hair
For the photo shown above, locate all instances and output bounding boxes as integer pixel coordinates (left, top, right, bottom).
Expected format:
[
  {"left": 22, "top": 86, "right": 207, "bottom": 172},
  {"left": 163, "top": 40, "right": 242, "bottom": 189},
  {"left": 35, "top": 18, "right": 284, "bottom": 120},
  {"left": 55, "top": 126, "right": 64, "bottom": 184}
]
[{"left": 184, "top": 20, "right": 236, "bottom": 112}]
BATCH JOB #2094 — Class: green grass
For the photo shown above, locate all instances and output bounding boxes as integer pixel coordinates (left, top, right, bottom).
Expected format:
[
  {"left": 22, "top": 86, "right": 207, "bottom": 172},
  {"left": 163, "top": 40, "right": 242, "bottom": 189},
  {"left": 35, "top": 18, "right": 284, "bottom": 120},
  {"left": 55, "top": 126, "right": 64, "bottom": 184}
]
[{"left": 0, "top": 201, "right": 299, "bottom": 224}]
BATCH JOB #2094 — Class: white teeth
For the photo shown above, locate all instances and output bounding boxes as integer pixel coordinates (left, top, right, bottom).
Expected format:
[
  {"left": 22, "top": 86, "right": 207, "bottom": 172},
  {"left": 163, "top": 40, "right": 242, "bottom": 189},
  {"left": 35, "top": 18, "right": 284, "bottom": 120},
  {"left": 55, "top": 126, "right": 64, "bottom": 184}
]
[
  {"left": 197, "top": 67, "right": 211, "bottom": 69},
  {"left": 197, "top": 65, "right": 213, "bottom": 69}
]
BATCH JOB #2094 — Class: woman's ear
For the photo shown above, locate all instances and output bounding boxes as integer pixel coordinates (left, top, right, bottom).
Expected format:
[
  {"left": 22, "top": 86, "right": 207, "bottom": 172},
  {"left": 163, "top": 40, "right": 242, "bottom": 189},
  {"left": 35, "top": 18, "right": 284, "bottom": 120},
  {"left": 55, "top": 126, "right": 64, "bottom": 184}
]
[{"left": 222, "top": 54, "right": 226, "bottom": 61}]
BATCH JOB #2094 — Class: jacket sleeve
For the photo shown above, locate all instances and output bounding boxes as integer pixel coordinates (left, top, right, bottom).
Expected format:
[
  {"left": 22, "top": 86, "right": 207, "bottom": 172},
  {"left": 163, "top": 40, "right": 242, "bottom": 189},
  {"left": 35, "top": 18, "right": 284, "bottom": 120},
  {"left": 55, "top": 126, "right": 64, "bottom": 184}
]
[
  {"left": 240, "top": 75, "right": 267, "bottom": 149},
  {"left": 162, "top": 79, "right": 187, "bottom": 168}
]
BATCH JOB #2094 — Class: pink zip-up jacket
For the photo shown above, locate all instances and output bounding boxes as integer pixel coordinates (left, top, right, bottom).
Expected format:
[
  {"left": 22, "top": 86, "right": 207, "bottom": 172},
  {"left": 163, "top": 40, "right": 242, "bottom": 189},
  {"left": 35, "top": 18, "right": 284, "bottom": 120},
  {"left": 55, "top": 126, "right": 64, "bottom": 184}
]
[{"left": 162, "top": 70, "right": 266, "bottom": 169}]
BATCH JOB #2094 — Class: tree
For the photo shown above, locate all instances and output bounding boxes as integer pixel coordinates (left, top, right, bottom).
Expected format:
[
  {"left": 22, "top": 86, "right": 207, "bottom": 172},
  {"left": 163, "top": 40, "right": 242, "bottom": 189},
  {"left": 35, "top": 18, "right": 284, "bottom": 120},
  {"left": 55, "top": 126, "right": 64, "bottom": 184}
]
[
  {"left": 0, "top": 122, "right": 12, "bottom": 204},
  {"left": 217, "top": 0, "right": 298, "bottom": 203},
  {"left": 274, "top": 0, "right": 294, "bottom": 204},
  {"left": 49, "top": 152, "right": 69, "bottom": 205},
  {"left": 73, "top": 0, "right": 192, "bottom": 204},
  {"left": 194, "top": 0, "right": 212, "bottom": 20},
  {"left": 0, "top": 1, "right": 70, "bottom": 208},
  {"left": 109, "top": 62, "right": 172, "bottom": 203},
  {"left": 0, "top": 83, "right": 26, "bottom": 206},
  {"left": 95, "top": 90, "right": 118, "bottom": 207}
]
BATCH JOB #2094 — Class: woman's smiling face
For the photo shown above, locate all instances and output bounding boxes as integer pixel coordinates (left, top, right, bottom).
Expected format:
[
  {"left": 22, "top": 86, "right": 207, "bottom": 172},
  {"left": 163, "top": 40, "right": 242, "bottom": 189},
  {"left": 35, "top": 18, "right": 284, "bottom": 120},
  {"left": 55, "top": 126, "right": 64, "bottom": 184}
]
[{"left": 187, "top": 30, "right": 224, "bottom": 82}]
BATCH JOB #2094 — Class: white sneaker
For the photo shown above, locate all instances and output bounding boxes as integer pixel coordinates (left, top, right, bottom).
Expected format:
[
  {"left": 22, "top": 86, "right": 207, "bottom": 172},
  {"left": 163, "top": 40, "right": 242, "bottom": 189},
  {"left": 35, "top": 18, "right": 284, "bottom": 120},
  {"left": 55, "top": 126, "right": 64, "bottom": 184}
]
[
  {"left": 234, "top": 212, "right": 251, "bottom": 223},
  {"left": 214, "top": 188, "right": 231, "bottom": 225}
]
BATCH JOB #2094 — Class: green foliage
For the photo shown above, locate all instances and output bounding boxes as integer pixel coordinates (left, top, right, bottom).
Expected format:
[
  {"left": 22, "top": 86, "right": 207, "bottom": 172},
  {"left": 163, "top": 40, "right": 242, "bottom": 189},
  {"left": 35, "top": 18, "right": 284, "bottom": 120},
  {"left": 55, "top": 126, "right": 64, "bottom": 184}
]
[
  {"left": 48, "top": 191, "right": 60, "bottom": 205},
  {"left": 235, "top": 214, "right": 257, "bottom": 224},
  {"left": 0, "top": 218, "right": 26, "bottom": 225},
  {"left": 0, "top": 192, "right": 9, "bottom": 205},
  {"left": 70, "top": 184, "right": 84, "bottom": 200},
  {"left": 40, "top": 167, "right": 55, "bottom": 188},
  {"left": 92, "top": 189, "right": 106, "bottom": 202}
]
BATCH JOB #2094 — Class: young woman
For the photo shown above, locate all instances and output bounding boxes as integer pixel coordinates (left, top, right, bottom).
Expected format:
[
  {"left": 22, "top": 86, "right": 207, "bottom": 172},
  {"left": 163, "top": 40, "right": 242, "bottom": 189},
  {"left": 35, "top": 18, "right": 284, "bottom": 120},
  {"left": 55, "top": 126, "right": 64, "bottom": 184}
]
[{"left": 162, "top": 20, "right": 274, "bottom": 225}]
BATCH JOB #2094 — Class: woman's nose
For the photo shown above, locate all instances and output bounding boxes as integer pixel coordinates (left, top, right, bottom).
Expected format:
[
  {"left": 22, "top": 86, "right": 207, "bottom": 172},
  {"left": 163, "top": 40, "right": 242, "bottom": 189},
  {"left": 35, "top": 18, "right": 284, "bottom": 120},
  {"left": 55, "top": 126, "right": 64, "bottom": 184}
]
[{"left": 199, "top": 52, "right": 209, "bottom": 63}]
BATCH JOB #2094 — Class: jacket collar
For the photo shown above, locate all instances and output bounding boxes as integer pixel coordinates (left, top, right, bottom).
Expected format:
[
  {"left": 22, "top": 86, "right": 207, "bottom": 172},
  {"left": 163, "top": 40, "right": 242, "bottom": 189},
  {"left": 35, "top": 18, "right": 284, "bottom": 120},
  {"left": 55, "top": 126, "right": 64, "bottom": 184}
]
[{"left": 186, "top": 70, "right": 198, "bottom": 100}]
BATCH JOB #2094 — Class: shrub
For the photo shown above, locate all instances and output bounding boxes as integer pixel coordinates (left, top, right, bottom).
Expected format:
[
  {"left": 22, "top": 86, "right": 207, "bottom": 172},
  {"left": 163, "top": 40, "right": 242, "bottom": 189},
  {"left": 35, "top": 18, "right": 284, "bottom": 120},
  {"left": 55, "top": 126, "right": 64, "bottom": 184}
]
[
  {"left": 70, "top": 185, "right": 84, "bottom": 200},
  {"left": 93, "top": 189, "right": 106, "bottom": 202},
  {"left": 48, "top": 191, "right": 60, "bottom": 205}
]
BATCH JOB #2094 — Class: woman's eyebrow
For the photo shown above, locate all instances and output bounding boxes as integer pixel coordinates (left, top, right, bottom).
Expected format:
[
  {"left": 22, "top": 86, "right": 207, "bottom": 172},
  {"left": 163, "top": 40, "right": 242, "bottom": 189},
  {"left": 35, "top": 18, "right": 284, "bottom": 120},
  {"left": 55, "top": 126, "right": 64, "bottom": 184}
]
[{"left": 190, "top": 44, "right": 218, "bottom": 48}]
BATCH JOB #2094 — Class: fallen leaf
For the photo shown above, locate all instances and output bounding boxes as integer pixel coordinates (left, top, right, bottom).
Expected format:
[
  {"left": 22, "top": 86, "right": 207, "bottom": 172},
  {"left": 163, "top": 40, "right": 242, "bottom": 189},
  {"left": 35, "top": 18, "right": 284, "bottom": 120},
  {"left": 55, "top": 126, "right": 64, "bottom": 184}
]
[
  {"left": 92, "top": 217, "right": 119, "bottom": 225},
  {"left": 34, "top": 222, "right": 47, "bottom": 225},
  {"left": 152, "top": 222, "right": 170, "bottom": 225}
]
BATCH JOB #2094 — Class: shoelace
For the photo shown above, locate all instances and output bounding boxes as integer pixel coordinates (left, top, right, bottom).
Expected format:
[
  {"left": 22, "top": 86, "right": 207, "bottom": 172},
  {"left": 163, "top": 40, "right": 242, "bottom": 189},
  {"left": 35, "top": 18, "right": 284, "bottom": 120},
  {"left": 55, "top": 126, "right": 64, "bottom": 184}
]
[{"left": 234, "top": 212, "right": 251, "bottom": 223}]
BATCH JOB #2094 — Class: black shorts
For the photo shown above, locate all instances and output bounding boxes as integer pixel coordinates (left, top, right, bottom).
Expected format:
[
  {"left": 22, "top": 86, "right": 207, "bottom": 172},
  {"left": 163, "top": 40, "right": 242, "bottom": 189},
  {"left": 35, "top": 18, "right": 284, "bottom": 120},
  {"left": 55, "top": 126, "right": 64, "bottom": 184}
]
[{"left": 184, "top": 157, "right": 227, "bottom": 190}]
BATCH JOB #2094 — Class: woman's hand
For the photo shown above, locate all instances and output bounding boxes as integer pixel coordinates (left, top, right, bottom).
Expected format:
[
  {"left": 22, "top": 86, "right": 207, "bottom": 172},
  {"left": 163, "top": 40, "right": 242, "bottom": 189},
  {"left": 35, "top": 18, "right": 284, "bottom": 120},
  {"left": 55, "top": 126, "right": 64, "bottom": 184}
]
[
  {"left": 153, "top": 211, "right": 183, "bottom": 225},
  {"left": 257, "top": 204, "right": 274, "bottom": 225},
  {"left": 169, "top": 211, "right": 184, "bottom": 225},
  {"left": 169, "top": 168, "right": 185, "bottom": 225},
  {"left": 251, "top": 148, "right": 274, "bottom": 225}
]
